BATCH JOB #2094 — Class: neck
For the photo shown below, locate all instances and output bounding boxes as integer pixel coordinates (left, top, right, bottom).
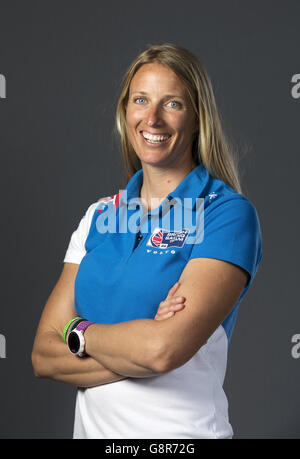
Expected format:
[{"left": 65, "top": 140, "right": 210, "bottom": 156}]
[{"left": 140, "top": 158, "right": 197, "bottom": 212}]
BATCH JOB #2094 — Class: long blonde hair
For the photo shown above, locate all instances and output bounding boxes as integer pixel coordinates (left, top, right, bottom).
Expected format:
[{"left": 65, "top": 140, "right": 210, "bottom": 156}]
[{"left": 115, "top": 43, "right": 242, "bottom": 193}]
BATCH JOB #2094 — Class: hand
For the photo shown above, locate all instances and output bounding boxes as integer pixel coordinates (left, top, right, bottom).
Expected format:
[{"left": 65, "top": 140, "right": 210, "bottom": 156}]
[{"left": 154, "top": 282, "right": 186, "bottom": 321}]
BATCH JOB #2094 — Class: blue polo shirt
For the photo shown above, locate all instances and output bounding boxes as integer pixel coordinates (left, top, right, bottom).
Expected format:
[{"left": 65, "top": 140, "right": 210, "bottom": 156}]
[{"left": 68, "top": 163, "right": 262, "bottom": 342}]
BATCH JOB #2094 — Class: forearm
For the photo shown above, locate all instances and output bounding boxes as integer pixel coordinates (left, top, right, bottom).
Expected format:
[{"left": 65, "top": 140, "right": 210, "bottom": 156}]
[
  {"left": 84, "top": 319, "right": 166, "bottom": 377},
  {"left": 32, "top": 330, "right": 126, "bottom": 388}
]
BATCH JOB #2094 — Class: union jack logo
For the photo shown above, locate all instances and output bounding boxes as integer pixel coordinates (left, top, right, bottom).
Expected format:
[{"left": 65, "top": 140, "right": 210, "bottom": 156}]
[{"left": 150, "top": 230, "right": 163, "bottom": 247}]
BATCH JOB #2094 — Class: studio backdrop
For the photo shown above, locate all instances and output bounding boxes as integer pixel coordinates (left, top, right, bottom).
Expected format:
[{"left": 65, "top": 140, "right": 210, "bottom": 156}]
[{"left": 0, "top": 0, "right": 299, "bottom": 439}]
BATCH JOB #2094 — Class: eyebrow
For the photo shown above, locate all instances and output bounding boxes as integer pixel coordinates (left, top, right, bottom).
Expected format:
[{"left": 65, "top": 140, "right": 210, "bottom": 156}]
[{"left": 130, "top": 91, "right": 185, "bottom": 100}]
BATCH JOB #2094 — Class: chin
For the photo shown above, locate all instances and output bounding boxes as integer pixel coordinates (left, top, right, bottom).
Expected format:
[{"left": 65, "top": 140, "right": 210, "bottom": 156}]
[{"left": 138, "top": 153, "right": 172, "bottom": 167}]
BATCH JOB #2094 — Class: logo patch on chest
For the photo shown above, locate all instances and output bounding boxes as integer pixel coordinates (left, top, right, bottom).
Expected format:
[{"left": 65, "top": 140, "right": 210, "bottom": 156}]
[{"left": 147, "top": 228, "right": 189, "bottom": 249}]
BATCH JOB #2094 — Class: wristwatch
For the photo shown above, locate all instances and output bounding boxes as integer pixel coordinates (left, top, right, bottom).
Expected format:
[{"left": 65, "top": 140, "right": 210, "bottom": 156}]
[{"left": 67, "top": 320, "right": 94, "bottom": 357}]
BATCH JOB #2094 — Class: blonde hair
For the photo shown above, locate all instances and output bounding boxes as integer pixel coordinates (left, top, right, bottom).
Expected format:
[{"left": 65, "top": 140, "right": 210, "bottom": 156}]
[{"left": 115, "top": 43, "right": 242, "bottom": 193}]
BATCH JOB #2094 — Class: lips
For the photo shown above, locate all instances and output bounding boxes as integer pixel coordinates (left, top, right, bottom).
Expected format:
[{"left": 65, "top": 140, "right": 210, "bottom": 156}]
[{"left": 140, "top": 130, "right": 172, "bottom": 144}]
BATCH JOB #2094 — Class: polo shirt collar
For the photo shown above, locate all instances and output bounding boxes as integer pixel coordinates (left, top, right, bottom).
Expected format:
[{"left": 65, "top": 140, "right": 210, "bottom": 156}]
[
  {"left": 123, "top": 163, "right": 209, "bottom": 207},
  {"left": 166, "top": 163, "right": 209, "bottom": 201}
]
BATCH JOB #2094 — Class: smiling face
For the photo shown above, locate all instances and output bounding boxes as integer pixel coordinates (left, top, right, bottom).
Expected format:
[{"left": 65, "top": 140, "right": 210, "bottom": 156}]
[{"left": 125, "top": 62, "right": 197, "bottom": 169}]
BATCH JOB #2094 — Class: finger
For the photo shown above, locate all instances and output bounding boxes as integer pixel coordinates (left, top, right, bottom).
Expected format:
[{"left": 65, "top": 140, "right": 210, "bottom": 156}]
[
  {"left": 155, "top": 311, "right": 174, "bottom": 321},
  {"left": 166, "top": 282, "right": 180, "bottom": 299},
  {"left": 156, "top": 301, "right": 185, "bottom": 317},
  {"left": 171, "top": 302, "right": 186, "bottom": 311},
  {"left": 157, "top": 297, "right": 185, "bottom": 315},
  {"left": 155, "top": 301, "right": 186, "bottom": 320},
  {"left": 171, "top": 296, "right": 185, "bottom": 304}
]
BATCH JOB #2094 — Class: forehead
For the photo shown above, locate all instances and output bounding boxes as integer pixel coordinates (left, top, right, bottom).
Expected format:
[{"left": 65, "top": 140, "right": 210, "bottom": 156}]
[{"left": 129, "top": 62, "right": 187, "bottom": 95}]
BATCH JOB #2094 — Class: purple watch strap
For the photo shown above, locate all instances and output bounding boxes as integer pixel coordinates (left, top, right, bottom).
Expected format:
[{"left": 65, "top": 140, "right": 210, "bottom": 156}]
[{"left": 75, "top": 320, "right": 94, "bottom": 332}]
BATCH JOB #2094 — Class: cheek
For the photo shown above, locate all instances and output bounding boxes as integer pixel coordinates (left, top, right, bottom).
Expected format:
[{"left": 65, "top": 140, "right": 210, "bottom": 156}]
[
  {"left": 126, "top": 107, "right": 142, "bottom": 130},
  {"left": 170, "top": 113, "right": 194, "bottom": 136},
  {"left": 125, "top": 112, "right": 141, "bottom": 149}
]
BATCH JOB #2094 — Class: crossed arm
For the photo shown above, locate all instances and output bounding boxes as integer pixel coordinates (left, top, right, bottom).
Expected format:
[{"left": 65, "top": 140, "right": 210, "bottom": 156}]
[
  {"left": 31, "top": 263, "right": 184, "bottom": 387},
  {"left": 31, "top": 258, "right": 248, "bottom": 387}
]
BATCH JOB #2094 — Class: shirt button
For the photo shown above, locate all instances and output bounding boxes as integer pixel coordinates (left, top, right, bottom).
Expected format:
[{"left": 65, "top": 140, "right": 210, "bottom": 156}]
[{"left": 137, "top": 234, "right": 143, "bottom": 240}]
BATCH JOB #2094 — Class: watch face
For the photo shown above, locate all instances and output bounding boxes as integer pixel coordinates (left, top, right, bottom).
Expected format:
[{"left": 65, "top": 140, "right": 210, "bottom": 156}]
[{"left": 68, "top": 331, "right": 80, "bottom": 354}]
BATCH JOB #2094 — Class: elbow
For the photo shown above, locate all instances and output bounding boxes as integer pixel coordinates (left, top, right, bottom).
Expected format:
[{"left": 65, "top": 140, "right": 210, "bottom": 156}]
[
  {"left": 152, "top": 358, "right": 173, "bottom": 375},
  {"left": 145, "top": 336, "right": 174, "bottom": 374},
  {"left": 146, "top": 335, "right": 205, "bottom": 374},
  {"left": 31, "top": 350, "right": 42, "bottom": 378},
  {"left": 31, "top": 348, "right": 49, "bottom": 379}
]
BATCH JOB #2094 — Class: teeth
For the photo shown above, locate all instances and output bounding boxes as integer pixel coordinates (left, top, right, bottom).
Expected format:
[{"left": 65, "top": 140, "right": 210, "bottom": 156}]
[{"left": 142, "top": 132, "right": 170, "bottom": 143}]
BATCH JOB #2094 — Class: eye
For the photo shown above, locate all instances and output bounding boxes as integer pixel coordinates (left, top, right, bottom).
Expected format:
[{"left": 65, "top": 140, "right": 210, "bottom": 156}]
[
  {"left": 167, "top": 100, "right": 182, "bottom": 109},
  {"left": 134, "top": 97, "right": 147, "bottom": 104}
]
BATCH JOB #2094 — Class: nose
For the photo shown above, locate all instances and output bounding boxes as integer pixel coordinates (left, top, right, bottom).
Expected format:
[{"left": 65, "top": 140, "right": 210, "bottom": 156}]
[{"left": 146, "top": 104, "right": 163, "bottom": 127}]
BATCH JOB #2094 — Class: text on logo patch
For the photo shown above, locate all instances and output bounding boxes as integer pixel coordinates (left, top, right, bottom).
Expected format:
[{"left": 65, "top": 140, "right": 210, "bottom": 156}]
[{"left": 147, "top": 228, "right": 189, "bottom": 249}]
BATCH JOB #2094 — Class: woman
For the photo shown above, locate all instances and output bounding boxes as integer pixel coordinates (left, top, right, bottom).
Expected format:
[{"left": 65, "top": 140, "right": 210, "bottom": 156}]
[{"left": 32, "top": 43, "right": 262, "bottom": 439}]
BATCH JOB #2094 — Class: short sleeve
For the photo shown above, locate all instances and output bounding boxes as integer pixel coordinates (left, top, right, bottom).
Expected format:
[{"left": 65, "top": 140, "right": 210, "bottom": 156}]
[
  {"left": 63, "top": 201, "right": 99, "bottom": 265},
  {"left": 190, "top": 196, "right": 262, "bottom": 285}
]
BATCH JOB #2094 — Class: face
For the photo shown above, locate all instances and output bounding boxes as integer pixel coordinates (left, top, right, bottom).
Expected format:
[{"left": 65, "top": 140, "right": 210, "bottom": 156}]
[{"left": 125, "top": 63, "right": 197, "bottom": 168}]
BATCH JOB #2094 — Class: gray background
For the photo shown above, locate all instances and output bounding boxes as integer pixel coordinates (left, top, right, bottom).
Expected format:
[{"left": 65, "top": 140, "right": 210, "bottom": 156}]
[{"left": 0, "top": 0, "right": 299, "bottom": 439}]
